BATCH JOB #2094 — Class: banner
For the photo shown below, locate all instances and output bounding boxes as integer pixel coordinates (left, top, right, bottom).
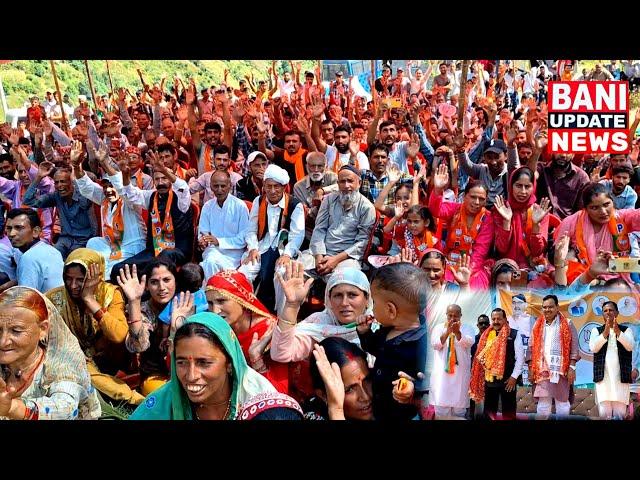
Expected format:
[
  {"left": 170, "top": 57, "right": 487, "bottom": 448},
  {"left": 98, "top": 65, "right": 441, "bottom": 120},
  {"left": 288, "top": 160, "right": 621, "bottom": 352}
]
[{"left": 498, "top": 289, "right": 640, "bottom": 387}]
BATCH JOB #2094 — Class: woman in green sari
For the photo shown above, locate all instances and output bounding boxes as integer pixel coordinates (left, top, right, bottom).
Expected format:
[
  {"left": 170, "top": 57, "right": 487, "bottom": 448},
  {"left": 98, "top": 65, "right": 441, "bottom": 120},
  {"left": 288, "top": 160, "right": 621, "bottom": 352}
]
[{"left": 129, "top": 312, "right": 276, "bottom": 420}]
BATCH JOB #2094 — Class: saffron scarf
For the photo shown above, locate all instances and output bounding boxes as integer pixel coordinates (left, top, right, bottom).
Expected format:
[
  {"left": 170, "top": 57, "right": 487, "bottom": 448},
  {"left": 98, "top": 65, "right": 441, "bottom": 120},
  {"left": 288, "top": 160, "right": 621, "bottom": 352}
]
[
  {"left": 283, "top": 148, "right": 307, "bottom": 183},
  {"left": 469, "top": 325, "right": 511, "bottom": 402},
  {"left": 101, "top": 197, "right": 124, "bottom": 260},
  {"left": 129, "top": 312, "right": 277, "bottom": 420},
  {"left": 445, "top": 206, "right": 486, "bottom": 263},
  {"left": 257, "top": 193, "right": 290, "bottom": 241},
  {"left": 331, "top": 151, "right": 360, "bottom": 173},
  {"left": 567, "top": 209, "right": 630, "bottom": 283},
  {"left": 529, "top": 313, "right": 571, "bottom": 384},
  {"left": 403, "top": 228, "right": 437, "bottom": 264},
  {"left": 444, "top": 332, "right": 457, "bottom": 374},
  {"left": 45, "top": 249, "right": 118, "bottom": 355},
  {"left": 150, "top": 189, "right": 176, "bottom": 256}
]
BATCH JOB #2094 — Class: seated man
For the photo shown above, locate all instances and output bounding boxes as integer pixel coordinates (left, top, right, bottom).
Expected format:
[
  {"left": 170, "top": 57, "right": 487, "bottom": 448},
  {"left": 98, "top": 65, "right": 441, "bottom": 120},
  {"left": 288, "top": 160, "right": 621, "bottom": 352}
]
[
  {"left": 239, "top": 164, "right": 305, "bottom": 312},
  {"left": 292, "top": 151, "right": 338, "bottom": 244},
  {"left": 6, "top": 207, "right": 64, "bottom": 292},
  {"left": 236, "top": 151, "right": 269, "bottom": 202},
  {"left": 22, "top": 159, "right": 98, "bottom": 259},
  {"left": 109, "top": 151, "right": 194, "bottom": 284},
  {"left": 309, "top": 165, "right": 377, "bottom": 278},
  {"left": 199, "top": 169, "right": 250, "bottom": 279},
  {"left": 74, "top": 144, "right": 147, "bottom": 279}
]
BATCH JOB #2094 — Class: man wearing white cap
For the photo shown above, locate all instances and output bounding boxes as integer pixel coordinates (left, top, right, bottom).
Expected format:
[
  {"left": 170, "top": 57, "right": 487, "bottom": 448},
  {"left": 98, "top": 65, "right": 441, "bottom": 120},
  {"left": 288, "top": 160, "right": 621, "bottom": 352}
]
[
  {"left": 74, "top": 94, "right": 94, "bottom": 122},
  {"left": 236, "top": 151, "right": 269, "bottom": 202},
  {"left": 240, "top": 164, "right": 305, "bottom": 312}
]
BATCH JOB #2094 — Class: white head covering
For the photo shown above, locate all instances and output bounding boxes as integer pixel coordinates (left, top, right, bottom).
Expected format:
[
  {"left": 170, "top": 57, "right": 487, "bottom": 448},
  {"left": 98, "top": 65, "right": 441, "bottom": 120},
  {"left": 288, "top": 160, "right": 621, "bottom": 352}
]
[
  {"left": 263, "top": 164, "right": 290, "bottom": 185},
  {"left": 246, "top": 151, "right": 267, "bottom": 165},
  {"left": 294, "top": 267, "right": 373, "bottom": 345}
]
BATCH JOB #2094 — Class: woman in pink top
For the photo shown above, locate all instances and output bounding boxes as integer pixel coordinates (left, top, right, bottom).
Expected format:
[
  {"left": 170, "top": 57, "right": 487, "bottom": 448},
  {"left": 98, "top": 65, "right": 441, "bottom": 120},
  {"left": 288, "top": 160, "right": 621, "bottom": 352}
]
[
  {"left": 555, "top": 182, "right": 640, "bottom": 290},
  {"left": 492, "top": 166, "right": 552, "bottom": 288},
  {"left": 429, "top": 164, "right": 494, "bottom": 289}
]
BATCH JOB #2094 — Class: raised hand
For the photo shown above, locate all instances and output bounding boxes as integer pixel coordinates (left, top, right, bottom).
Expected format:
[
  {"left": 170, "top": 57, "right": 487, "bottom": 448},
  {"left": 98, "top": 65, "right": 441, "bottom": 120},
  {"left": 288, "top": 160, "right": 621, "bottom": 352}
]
[
  {"left": 451, "top": 253, "right": 471, "bottom": 286},
  {"left": 37, "top": 160, "right": 55, "bottom": 179},
  {"left": 312, "top": 344, "right": 345, "bottom": 420},
  {"left": 276, "top": 260, "right": 314, "bottom": 306},
  {"left": 348, "top": 141, "right": 360, "bottom": 158},
  {"left": 505, "top": 125, "right": 518, "bottom": 146},
  {"left": 591, "top": 249, "right": 612, "bottom": 277},
  {"left": 116, "top": 264, "right": 146, "bottom": 301},
  {"left": 494, "top": 195, "right": 513, "bottom": 223},
  {"left": 590, "top": 165, "right": 603, "bottom": 182},
  {"left": 532, "top": 198, "right": 551, "bottom": 224},
  {"left": 392, "top": 371, "right": 416, "bottom": 405},
  {"left": 170, "top": 291, "right": 194, "bottom": 335},
  {"left": 0, "top": 376, "right": 21, "bottom": 417},
  {"left": 406, "top": 133, "right": 420, "bottom": 158},
  {"left": 400, "top": 246, "right": 416, "bottom": 265},
  {"left": 433, "top": 163, "right": 449, "bottom": 191},
  {"left": 248, "top": 323, "right": 274, "bottom": 374},
  {"left": 81, "top": 262, "right": 102, "bottom": 301},
  {"left": 294, "top": 115, "right": 310, "bottom": 134},
  {"left": 393, "top": 200, "right": 406, "bottom": 219},
  {"left": 554, "top": 233, "right": 571, "bottom": 263},
  {"left": 387, "top": 163, "right": 401, "bottom": 183},
  {"left": 69, "top": 140, "right": 84, "bottom": 167}
]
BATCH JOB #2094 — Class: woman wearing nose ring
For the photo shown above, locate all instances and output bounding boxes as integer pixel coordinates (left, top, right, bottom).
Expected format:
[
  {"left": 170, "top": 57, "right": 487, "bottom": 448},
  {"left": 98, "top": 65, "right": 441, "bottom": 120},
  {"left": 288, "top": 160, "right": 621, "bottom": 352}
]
[{"left": 129, "top": 312, "right": 276, "bottom": 420}]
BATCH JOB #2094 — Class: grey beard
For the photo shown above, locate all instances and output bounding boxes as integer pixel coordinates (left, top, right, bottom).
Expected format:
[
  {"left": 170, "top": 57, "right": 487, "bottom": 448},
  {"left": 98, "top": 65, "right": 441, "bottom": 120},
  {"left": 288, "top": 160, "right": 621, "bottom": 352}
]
[
  {"left": 340, "top": 191, "right": 358, "bottom": 210},
  {"left": 310, "top": 172, "right": 324, "bottom": 182}
]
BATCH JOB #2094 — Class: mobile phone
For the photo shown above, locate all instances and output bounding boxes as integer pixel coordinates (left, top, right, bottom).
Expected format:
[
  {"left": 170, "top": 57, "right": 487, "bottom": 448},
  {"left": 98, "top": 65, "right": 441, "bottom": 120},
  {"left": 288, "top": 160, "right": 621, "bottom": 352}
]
[
  {"left": 383, "top": 98, "right": 402, "bottom": 109},
  {"left": 608, "top": 257, "right": 640, "bottom": 273}
]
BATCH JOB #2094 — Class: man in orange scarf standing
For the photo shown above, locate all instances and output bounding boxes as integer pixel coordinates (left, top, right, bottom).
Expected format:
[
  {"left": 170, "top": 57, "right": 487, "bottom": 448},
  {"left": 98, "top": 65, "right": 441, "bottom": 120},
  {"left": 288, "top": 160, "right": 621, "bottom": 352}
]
[
  {"left": 469, "top": 308, "right": 525, "bottom": 420},
  {"left": 526, "top": 294, "right": 579, "bottom": 419}
]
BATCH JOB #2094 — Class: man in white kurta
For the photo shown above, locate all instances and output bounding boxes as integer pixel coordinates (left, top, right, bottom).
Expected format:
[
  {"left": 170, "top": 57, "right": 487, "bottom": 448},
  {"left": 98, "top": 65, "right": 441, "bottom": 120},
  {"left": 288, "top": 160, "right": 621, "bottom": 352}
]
[
  {"left": 429, "top": 304, "right": 474, "bottom": 419},
  {"left": 199, "top": 170, "right": 250, "bottom": 279},
  {"left": 239, "top": 164, "right": 305, "bottom": 313},
  {"left": 589, "top": 301, "right": 635, "bottom": 420},
  {"left": 507, "top": 294, "right": 535, "bottom": 385},
  {"left": 76, "top": 170, "right": 147, "bottom": 279}
]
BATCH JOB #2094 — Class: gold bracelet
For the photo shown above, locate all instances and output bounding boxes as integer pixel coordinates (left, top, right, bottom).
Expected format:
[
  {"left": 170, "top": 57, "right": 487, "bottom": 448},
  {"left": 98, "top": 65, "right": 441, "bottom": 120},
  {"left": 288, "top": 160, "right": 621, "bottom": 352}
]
[{"left": 278, "top": 316, "right": 296, "bottom": 326}]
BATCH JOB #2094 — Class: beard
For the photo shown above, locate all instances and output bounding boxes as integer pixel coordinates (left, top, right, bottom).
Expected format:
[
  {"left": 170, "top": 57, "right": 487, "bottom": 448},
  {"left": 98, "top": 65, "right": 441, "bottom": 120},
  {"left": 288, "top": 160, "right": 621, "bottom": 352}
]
[
  {"left": 340, "top": 191, "right": 358, "bottom": 210},
  {"left": 336, "top": 143, "right": 350, "bottom": 154},
  {"left": 310, "top": 172, "right": 324, "bottom": 182}
]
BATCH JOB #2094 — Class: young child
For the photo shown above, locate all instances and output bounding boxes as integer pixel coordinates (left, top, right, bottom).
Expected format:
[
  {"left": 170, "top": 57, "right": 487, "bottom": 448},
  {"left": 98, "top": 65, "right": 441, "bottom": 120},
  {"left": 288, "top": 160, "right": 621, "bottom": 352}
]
[
  {"left": 356, "top": 262, "right": 428, "bottom": 420},
  {"left": 389, "top": 206, "right": 438, "bottom": 264},
  {"left": 158, "top": 263, "right": 209, "bottom": 351}
]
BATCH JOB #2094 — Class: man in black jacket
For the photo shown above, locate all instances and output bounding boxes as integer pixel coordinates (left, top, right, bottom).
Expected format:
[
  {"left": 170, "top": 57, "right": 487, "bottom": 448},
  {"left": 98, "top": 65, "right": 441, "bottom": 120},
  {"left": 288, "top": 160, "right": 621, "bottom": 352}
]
[{"left": 589, "top": 301, "right": 635, "bottom": 420}]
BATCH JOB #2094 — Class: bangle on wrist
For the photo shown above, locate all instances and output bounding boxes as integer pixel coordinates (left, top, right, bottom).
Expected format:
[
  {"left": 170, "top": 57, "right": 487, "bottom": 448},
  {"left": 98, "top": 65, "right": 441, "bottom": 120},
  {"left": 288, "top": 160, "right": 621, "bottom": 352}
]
[
  {"left": 278, "top": 316, "right": 297, "bottom": 326},
  {"left": 93, "top": 307, "right": 107, "bottom": 321}
]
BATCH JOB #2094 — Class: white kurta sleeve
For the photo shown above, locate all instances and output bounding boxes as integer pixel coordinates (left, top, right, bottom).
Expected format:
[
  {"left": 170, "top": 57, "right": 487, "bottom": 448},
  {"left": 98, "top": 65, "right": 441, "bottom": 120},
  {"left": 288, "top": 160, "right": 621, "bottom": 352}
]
[
  {"left": 589, "top": 327, "right": 607, "bottom": 354},
  {"left": 284, "top": 202, "right": 305, "bottom": 257},
  {"left": 618, "top": 327, "right": 635, "bottom": 352},
  {"left": 510, "top": 332, "right": 525, "bottom": 380}
]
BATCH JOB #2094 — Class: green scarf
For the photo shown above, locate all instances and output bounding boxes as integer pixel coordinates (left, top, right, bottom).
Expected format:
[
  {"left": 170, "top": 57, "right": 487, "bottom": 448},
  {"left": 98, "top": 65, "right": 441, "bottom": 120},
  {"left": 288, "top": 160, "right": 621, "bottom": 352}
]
[{"left": 129, "top": 312, "right": 275, "bottom": 420}]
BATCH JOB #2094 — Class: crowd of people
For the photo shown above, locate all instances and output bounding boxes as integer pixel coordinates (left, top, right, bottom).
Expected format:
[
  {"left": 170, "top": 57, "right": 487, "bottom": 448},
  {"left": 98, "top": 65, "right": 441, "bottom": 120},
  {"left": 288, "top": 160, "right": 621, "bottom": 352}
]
[{"left": 0, "top": 58, "right": 639, "bottom": 421}]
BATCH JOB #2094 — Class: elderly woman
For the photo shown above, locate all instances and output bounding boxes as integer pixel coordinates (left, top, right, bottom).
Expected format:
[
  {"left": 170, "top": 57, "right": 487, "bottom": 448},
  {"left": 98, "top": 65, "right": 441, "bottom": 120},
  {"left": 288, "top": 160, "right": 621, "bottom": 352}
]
[
  {"left": 46, "top": 248, "right": 144, "bottom": 405},
  {"left": 205, "top": 270, "right": 289, "bottom": 394},
  {"left": 129, "top": 312, "right": 276, "bottom": 420},
  {"left": 0, "top": 286, "right": 101, "bottom": 420}
]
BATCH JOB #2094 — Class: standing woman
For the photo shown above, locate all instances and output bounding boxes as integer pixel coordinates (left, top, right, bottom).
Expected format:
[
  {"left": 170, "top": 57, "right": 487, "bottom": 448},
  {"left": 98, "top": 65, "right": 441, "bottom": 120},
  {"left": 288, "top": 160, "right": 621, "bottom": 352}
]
[
  {"left": 0, "top": 286, "right": 101, "bottom": 420},
  {"left": 429, "top": 164, "right": 494, "bottom": 289},
  {"left": 129, "top": 312, "right": 276, "bottom": 420}
]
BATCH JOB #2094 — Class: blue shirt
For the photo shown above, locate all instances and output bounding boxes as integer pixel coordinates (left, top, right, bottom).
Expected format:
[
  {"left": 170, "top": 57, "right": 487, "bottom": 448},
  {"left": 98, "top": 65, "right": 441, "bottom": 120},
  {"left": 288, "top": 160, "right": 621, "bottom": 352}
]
[
  {"left": 23, "top": 182, "right": 98, "bottom": 242},
  {"left": 158, "top": 290, "right": 209, "bottom": 325}
]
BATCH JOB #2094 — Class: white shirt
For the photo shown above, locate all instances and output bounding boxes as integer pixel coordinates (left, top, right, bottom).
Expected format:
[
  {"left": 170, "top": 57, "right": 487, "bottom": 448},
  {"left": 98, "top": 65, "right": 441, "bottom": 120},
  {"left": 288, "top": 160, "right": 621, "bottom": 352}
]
[
  {"left": 0, "top": 235, "right": 16, "bottom": 281},
  {"left": 76, "top": 172, "right": 147, "bottom": 252},
  {"left": 245, "top": 194, "right": 305, "bottom": 257},
  {"left": 429, "top": 322, "right": 474, "bottom": 409},
  {"left": 15, "top": 240, "right": 64, "bottom": 292},
  {"left": 325, "top": 145, "right": 370, "bottom": 172},
  {"left": 589, "top": 326, "right": 635, "bottom": 403},
  {"left": 199, "top": 195, "right": 250, "bottom": 259},
  {"left": 188, "top": 170, "right": 242, "bottom": 204}
]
